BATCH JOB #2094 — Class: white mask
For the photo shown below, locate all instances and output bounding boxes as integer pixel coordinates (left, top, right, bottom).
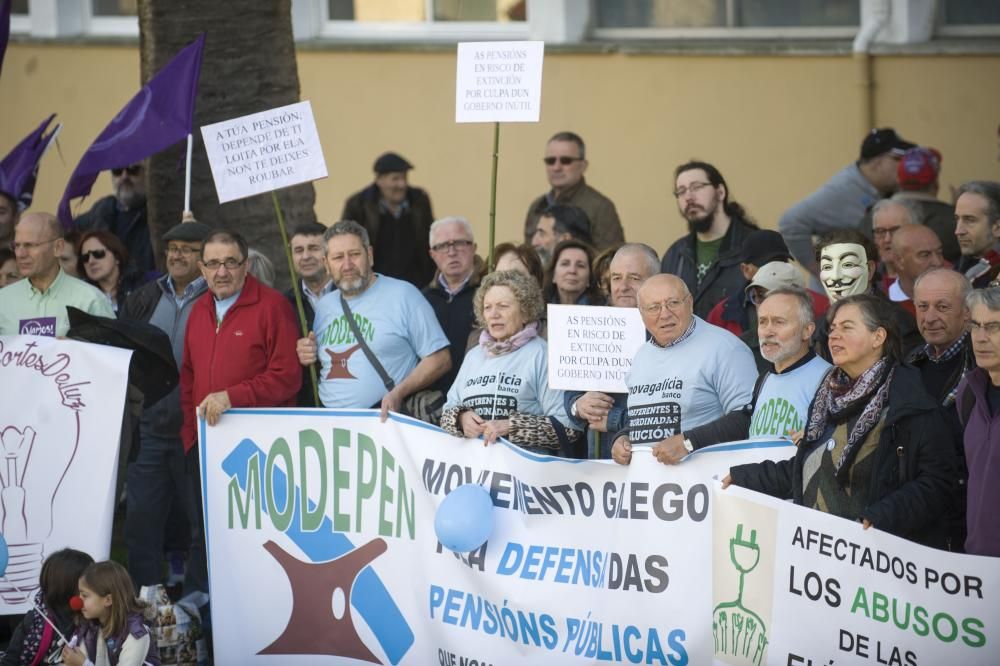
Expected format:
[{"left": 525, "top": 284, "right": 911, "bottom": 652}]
[{"left": 819, "top": 242, "right": 869, "bottom": 302}]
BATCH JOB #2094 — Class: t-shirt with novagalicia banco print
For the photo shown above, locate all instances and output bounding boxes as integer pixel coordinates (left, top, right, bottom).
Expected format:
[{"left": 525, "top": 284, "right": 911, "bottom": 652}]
[{"left": 624, "top": 318, "right": 757, "bottom": 446}]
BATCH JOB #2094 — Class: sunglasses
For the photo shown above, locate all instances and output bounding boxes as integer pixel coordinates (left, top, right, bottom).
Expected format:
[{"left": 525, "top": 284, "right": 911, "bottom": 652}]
[
  {"left": 543, "top": 156, "right": 584, "bottom": 166},
  {"left": 111, "top": 165, "right": 143, "bottom": 177},
  {"left": 81, "top": 249, "right": 108, "bottom": 263}
]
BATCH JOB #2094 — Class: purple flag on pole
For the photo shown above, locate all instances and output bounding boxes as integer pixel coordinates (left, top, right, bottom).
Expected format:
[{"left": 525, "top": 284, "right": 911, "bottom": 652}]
[
  {"left": 0, "top": 0, "right": 11, "bottom": 79},
  {"left": 57, "top": 33, "right": 205, "bottom": 229},
  {"left": 0, "top": 114, "right": 60, "bottom": 210}
]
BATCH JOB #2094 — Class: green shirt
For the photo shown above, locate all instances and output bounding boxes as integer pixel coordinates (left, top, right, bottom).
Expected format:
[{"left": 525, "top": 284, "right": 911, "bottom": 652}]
[
  {"left": 695, "top": 236, "right": 724, "bottom": 284},
  {"left": 0, "top": 269, "right": 115, "bottom": 336}
]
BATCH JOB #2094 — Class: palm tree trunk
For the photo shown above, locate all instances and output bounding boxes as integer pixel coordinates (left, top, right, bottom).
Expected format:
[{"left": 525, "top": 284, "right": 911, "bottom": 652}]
[{"left": 138, "top": 0, "right": 316, "bottom": 285}]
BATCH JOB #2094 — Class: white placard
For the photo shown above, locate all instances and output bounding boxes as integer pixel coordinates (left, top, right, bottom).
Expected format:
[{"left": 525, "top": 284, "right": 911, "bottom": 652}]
[
  {"left": 546, "top": 304, "right": 646, "bottom": 393},
  {"left": 455, "top": 41, "right": 544, "bottom": 123},
  {"left": 0, "top": 336, "right": 131, "bottom": 613},
  {"left": 200, "top": 100, "right": 328, "bottom": 204}
]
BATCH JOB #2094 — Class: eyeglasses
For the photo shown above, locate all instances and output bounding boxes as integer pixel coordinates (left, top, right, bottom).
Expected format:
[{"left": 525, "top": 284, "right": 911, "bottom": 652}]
[
  {"left": 81, "top": 249, "right": 108, "bottom": 263},
  {"left": 111, "top": 165, "right": 143, "bottom": 177},
  {"left": 873, "top": 225, "right": 901, "bottom": 239},
  {"left": 430, "top": 239, "right": 474, "bottom": 253},
  {"left": 11, "top": 238, "right": 58, "bottom": 252},
  {"left": 201, "top": 258, "right": 246, "bottom": 271},
  {"left": 970, "top": 319, "right": 1000, "bottom": 336},
  {"left": 166, "top": 245, "right": 201, "bottom": 257},
  {"left": 673, "top": 182, "right": 713, "bottom": 199},
  {"left": 641, "top": 295, "right": 689, "bottom": 316},
  {"left": 543, "top": 156, "right": 584, "bottom": 166}
]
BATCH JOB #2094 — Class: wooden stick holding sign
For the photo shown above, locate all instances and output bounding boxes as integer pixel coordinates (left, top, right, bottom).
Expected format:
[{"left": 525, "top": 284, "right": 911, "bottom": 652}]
[
  {"left": 199, "top": 100, "right": 329, "bottom": 406},
  {"left": 455, "top": 41, "right": 544, "bottom": 268}
]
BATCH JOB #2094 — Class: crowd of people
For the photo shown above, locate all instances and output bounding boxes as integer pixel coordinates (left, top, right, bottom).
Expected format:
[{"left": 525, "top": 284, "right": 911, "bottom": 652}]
[{"left": 1, "top": 125, "right": 999, "bottom": 662}]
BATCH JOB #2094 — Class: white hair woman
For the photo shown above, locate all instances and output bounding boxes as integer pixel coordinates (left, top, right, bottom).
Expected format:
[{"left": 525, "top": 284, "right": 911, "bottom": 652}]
[{"left": 440, "top": 270, "right": 580, "bottom": 455}]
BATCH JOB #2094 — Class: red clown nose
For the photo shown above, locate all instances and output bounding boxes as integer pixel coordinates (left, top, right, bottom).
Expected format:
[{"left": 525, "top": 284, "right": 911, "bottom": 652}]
[{"left": 69, "top": 596, "right": 83, "bottom": 611}]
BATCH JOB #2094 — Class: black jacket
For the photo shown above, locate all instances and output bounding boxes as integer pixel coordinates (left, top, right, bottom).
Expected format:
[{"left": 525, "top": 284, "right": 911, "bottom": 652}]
[
  {"left": 341, "top": 184, "right": 435, "bottom": 288},
  {"left": 422, "top": 262, "right": 484, "bottom": 393},
  {"left": 730, "top": 364, "right": 959, "bottom": 549},
  {"left": 661, "top": 216, "right": 757, "bottom": 319}
]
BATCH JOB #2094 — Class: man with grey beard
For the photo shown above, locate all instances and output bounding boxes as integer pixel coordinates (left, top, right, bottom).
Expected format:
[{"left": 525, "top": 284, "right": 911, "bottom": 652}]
[
  {"left": 296, "top": 220, "right": 451, "bottom": 419},
  {"left": 653, "top": 287, "right": 831, "bottom": 461},
  {"left": 75, "top": 162, "right": 153, "bottom": 274}
]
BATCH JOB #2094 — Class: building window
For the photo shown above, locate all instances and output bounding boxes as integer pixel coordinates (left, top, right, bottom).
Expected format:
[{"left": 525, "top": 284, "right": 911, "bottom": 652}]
[
  {"left": 87, "top": 0, "right": 138, "bottom": 36},
  {"left": 322, "top": 0, "right": 528, "bottom": 41},
  {"left": 936, "top": 0, "right": 1000, "bottom": 36},
  {"left": 592, "top": 0, "right": 858, "bottom": 38}
]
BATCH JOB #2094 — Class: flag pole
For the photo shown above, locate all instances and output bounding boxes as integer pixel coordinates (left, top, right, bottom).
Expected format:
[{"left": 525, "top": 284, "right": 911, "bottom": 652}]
[
  {"left": 487, "top": 121, "right": 500, "bottom": 269},
  {"left": 271, "top": 191, "right": 320, "bottom": 406},
  {"left": 184, "top": 134, "right": 193, "bottom": 212}
]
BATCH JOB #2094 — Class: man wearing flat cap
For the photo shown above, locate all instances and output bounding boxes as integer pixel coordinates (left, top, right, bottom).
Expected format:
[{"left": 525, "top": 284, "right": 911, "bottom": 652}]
[
  {"left": 341, "top": 151, "right": 436, "bottom": 288},
  {"left": 119, "top": 217, "right": 212, "bottom": 592},
  {"left": 780, "top": 127, "right": 916, "bottom": 289}
]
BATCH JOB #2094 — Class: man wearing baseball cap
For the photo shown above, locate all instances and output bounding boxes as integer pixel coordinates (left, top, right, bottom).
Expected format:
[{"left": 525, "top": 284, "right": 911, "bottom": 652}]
[
  {"left": 891, "top": 146, "right": 960, "bottom": 263},
  {"left": 340, "top": 151, "right": 435, "bottom": 288},
  {"left": 780, "top": 127, "right": 915, "bottom": 288}
]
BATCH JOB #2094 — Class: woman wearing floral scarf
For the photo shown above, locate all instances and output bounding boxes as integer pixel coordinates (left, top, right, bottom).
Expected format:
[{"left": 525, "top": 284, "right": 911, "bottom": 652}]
[
  {"left": 440, "top": 270, "right": 580, "bottom": 455},
  {"left": 726, "top": 294, "right": 959, "bottom": 549}
]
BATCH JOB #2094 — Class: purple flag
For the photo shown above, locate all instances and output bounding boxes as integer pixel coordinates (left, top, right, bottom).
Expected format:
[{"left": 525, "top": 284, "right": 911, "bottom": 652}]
[
  {"left": 58, "top": 33, "right": 205, "bottom": 229},
  {"left": 0, "top": 114, "right": 60, "bottom": 210},
  {"left": 0, "top": 0, "right": 11, "bottom": 79}
]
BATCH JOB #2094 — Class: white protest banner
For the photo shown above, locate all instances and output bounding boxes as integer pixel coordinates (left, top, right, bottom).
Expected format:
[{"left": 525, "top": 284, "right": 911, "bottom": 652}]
[
  {"left": 547, "top": 304, "right": 646, "bottom": 393},
  {"left": 0, "top": 336, "right": 131, "bottom": 613},
  {"left": 203, "top": 409, "right": 800, "bottom": 664},
  {"left": 200, "top": 100, "right": 328, "bottom": 203},
  {"left": 455, "top": 41, "right": 544, "bottom": 123},
  {"left": 713, "top": 484, "right": 999, "bottom": 666}
]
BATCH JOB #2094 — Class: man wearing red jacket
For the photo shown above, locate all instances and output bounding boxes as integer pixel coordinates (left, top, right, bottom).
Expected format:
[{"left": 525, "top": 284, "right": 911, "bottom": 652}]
[{"left": 180, "top": 229, "right": 301, "bottom": 592}]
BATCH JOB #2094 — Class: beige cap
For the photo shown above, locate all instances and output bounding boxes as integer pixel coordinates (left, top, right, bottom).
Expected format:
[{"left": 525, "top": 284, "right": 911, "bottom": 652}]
[{"left": 745, "top": 261, "right": 804, "bottom": 297}]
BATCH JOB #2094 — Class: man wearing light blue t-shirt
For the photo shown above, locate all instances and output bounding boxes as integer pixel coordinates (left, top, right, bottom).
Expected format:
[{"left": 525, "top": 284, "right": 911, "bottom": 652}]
[
  {"left": 611, "top": 274, "right": 757, "bottom": 466},
  {"left": 656, "top": 287, "right": 831, "bottom": 463},
  {"left": 296, "top": 220, "right": 451, "bottom": 419}
]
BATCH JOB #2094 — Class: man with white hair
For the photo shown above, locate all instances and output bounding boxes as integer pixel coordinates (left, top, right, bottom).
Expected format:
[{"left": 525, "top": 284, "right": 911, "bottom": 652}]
[
  {"left": 422, "top": 216, "right": 484, "bottom": 392},
  {"left": 654, "top": 287, "right": 830, "bottom": 459},
  {"left": 611, "top": 274, "right": 757, "bottom": 466},
  {"left": 564, "top": 243, "right": 660, "bottom": 458},
  {"left": 871, "top": 198, "right": 915, "bottom": 289}
]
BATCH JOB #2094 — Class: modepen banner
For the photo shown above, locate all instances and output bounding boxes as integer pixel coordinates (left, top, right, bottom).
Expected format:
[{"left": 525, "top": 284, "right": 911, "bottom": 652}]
[
  {"left": 0, "top": 336, "right": 131, "bottom": 613},
  {"left": 201, "top": 410, "right": 999, "bottom": 665}
]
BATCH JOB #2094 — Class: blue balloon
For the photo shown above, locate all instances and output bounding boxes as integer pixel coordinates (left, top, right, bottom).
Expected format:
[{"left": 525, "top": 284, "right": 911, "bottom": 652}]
[
  {"left": 434, "top": 484, "right": 494, "bottom": 553},
  {"left": 0, "top": 532, "right": 7, "bottom": 578}
]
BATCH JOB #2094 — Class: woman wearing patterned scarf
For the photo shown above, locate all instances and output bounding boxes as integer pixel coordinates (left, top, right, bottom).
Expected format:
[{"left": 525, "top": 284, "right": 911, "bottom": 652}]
[
  {"left": 440, "top": 270, "right": 581, "bottom": 455},
  {"left": 726, "top": 294, "right": 959, "bottom": 549}
]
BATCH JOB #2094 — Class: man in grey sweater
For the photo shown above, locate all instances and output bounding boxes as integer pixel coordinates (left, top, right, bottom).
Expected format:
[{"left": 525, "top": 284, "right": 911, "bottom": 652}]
[{"left": 779, "top": 128, "right": 914, "bottom": 289}]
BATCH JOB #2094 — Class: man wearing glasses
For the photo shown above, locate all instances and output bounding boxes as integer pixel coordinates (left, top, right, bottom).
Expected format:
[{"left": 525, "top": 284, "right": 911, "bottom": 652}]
[
  {"left": 523, "top": 131, "right": 623, "bottom": 250},
  {"left": 75, "top": 162, "right": 155, "bottom": 275},
  {"left": 661, "top": 160, "right": 759, "bottom": 319},
  {"left": 118, "top": 218, "right": 211, "bottom": 591},
  {"left": 0, "top": 212, "right": 114, "bottom": 336},
  {"left": 610, "top": 274, "right": 756, "bottom": 467},
  {"left": 179, "top": 229, "right": 301, "bottom": 593},
  {"left": 422, "top": 216, "right": 484, "bottom": 393},
  {"left": 956, "top": 286, "right": 1000, "bottom": 556}
]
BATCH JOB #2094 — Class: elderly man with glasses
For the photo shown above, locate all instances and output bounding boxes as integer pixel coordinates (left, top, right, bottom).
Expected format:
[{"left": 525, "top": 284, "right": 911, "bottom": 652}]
[
  {"left": 523, "top": 131, "right": 623, "bottom": 250},
  {"left": 74, "top": 162, "right": 155, "bottom": 274},
  {"left": 422, "top": 216, "right": 485, "bottom": 394},
  {"left": 611, "top": 274, "right": 757, "bottom": 466},
  {"left": 0, "top": 211, "right": 113, "bottom": 335},
  {"left": 178, "top": 228, "right": 301, "bottom": 594}
]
